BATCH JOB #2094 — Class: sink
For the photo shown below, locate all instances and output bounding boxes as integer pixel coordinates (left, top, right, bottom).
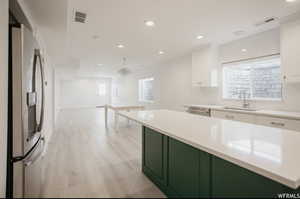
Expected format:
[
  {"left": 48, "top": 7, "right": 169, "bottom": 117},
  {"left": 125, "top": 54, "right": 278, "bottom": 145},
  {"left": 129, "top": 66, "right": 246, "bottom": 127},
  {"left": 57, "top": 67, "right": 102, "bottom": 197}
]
[{"left": 224, "top": 106, "right": 258, "bottom": 112}]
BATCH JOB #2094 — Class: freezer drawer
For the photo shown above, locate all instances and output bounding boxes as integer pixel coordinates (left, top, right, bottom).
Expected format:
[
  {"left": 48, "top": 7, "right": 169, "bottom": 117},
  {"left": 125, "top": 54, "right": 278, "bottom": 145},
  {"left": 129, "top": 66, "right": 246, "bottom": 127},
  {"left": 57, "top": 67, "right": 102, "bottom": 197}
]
[
  {"left": 24, "top": 138, "right": 45, "bottom": 198},
  {"left": 13, "top": 161, "right": 24, "bottom": 198}
]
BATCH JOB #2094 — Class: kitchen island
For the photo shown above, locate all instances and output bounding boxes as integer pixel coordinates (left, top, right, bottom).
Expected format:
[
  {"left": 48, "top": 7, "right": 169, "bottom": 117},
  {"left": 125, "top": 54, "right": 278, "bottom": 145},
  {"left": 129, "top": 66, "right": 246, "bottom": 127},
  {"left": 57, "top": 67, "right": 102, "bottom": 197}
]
[{"left": 119, "top": 110, "right": 300, "bottom": 198}]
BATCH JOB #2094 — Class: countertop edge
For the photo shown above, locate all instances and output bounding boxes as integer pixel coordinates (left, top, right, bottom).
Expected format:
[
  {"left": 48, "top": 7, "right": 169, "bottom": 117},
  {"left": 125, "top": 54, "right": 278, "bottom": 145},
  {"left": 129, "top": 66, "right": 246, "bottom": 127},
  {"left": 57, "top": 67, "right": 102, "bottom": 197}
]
[{"left": 119, "top": 111, "right": 300, "bottom": 190}]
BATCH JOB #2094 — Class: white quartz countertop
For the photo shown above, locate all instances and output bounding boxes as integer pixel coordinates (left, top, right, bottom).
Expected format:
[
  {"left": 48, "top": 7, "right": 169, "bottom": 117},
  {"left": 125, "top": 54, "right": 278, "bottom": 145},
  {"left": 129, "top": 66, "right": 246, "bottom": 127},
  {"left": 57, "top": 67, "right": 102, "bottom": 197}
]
[
  {"left": 184, "top": 104, "right": 300, "bottom": 121},
  {"left": 106, "top": 104, "right": 144, "bottom": 108},
  {"left": 119, "top": 109, "right": 300, "bottom": 189}
]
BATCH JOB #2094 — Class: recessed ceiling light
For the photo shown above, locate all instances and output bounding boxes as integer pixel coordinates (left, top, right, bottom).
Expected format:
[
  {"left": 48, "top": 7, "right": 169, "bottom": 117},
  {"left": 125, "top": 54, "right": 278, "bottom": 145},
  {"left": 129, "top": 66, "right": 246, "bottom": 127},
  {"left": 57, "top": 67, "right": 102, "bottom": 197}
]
[
  {"left": 97, "top": 64, "right": 103, "bottom": 66},
  {"left": 158, "top": 51, "right": 165, "bottom": 55},
  {"left": 286, "top": 0, "right": 296, "bottom": 2},
  {"left": 117, "top": 44, "right": 125, "bottom": 48},
  {"left": 145, "top": 20, "right": 155, "bottom": 27},
  {"left": 196, "top": 35, "right": 204, "bottom": 39},
  {"left": 241, "top": 49, "right": 247, "bottom": 52}
]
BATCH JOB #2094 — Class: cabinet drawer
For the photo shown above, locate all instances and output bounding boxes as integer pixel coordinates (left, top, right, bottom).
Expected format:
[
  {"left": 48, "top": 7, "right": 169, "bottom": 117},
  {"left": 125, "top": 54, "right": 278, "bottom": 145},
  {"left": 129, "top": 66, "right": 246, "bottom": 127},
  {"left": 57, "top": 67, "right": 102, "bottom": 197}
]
[
  {"left": 255, "top": 116, "right": 300, "bottom": 132},
  {"left": 211, "top": 110, "right": 255, "bottom": 124}
]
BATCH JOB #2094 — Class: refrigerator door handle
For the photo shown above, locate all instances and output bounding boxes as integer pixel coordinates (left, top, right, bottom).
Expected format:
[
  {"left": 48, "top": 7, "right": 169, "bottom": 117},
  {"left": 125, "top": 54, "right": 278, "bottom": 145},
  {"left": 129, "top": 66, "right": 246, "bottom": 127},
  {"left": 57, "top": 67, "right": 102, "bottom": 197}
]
[
  {"left": 32, "top": 49, "right": 45, "bottom": 132},
  {"left": 37, "top": 50, "right": 45, "bottom": 132},
  {"left": 24, "top": 137, "right": 45, "bottom": 167},
  {"left": 12, "top": 135, "right": 41, "bottom": 163}
]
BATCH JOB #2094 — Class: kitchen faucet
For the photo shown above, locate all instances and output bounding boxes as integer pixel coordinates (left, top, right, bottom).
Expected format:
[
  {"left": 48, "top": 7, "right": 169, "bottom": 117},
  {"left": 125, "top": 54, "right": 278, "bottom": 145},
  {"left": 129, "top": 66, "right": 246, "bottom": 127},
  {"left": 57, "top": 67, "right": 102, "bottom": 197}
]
[{"left": 240, "top": 90, "right": 250, "bottom": 109}]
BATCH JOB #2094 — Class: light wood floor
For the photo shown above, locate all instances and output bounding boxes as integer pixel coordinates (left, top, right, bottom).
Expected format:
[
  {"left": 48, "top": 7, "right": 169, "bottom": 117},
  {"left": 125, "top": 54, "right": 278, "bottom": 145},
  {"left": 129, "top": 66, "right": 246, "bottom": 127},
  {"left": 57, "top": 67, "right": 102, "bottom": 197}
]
[{"left": 41, "top": 108, "right": 165, "bottom": 198}]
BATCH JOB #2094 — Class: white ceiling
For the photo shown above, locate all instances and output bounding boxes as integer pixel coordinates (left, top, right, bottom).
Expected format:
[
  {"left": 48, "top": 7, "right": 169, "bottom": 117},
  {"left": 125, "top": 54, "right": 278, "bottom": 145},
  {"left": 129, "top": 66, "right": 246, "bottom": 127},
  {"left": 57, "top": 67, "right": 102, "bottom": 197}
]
[{"left": 23, "top": 0, "right": 300, "bottom": 75}]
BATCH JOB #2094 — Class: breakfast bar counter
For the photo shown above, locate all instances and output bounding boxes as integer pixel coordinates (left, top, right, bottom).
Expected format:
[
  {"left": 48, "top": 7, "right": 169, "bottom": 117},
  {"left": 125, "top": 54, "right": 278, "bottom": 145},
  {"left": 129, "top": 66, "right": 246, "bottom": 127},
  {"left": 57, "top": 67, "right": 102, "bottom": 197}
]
[{"left": 104, "top": 104, "right": 144, "bottom": 130}]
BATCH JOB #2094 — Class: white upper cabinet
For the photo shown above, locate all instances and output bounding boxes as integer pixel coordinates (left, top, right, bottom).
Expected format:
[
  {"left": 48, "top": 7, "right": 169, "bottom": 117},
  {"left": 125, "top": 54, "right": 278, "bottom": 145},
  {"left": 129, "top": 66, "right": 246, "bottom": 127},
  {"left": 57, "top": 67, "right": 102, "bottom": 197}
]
[
  {"left": 281, "top": 18, "right": 300, "bottom": 83},
  {"left": 192, "top": 45, "right": 219, "bottom": 87}
]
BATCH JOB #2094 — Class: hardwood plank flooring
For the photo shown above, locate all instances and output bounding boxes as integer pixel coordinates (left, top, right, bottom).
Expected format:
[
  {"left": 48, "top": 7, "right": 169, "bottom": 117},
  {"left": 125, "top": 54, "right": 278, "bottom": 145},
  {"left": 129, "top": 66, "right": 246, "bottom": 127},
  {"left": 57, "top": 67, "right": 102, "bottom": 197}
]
[{"left": 41, "top": 108, "right": 165, "bottom": 198}]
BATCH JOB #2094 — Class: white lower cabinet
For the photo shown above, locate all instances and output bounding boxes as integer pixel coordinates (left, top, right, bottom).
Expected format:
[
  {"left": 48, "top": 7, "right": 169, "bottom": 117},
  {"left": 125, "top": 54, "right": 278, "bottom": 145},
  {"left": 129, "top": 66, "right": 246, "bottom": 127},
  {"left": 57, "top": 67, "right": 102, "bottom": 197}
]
[
  {"left": 211, "top": 110, "right": 255, "bottom": 124},
  {"left": 211, "top": 110, "right": 300, "bottom": 132},
  {"left": 255, "top": 115, "right": 300, "bottom": 132}
]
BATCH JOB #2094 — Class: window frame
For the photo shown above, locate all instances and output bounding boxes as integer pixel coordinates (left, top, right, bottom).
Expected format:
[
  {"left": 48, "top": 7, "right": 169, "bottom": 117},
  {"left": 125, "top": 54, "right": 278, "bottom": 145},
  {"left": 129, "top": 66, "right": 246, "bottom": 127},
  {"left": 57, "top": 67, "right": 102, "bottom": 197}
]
[
  {"left": 138, "top": 77, "right": 155, "bottom": 103},
  {"left": 222, "top": 55, "right": 283, "bottom": 102}
]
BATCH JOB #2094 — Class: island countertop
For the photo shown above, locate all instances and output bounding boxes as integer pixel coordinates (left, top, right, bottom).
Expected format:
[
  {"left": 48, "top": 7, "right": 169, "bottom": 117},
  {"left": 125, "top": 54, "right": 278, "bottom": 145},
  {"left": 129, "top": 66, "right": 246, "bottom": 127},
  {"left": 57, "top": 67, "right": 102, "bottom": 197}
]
[{"left": 119, "top": 109, "right": 300, "bottom": 189}]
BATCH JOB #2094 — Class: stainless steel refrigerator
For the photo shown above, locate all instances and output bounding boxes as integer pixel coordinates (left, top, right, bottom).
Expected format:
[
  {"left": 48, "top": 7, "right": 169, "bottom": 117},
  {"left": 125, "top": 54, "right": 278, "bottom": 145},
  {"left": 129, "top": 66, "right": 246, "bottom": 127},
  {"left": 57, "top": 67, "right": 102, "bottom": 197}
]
[{"left": 9, "top": 24, "right": 46, "bottom": 198}]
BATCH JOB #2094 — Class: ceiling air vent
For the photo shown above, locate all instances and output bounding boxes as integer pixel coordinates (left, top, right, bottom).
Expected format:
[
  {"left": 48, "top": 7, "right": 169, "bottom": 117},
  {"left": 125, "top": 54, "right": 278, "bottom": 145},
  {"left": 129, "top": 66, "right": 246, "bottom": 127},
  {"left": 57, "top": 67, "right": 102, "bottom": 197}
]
[
  {"left": 74, "top": 11, "right": 87, "bottom": 23},
  {"left": 255, "top": 17, "right": 278, "bottom": 27}
]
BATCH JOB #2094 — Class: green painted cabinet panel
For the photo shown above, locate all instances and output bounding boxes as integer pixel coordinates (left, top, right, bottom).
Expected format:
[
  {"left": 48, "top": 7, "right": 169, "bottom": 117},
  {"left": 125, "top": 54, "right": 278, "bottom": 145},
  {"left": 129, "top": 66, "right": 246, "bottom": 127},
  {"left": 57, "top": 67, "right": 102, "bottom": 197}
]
[
  {"left": 142, "top": 126, "right": 300, "bottom": 198},
  {"left": 168, "top": 138, "right": 210, "bottom": 198},
  {"left": 143, "top": 127, "right": 167, "bottom": 186},
  {"left": 198, "top": 150, "right": 211, "bottom": 198},
  {"left": 211, "top": 156, "right": 291, "bottom": 198},
  {"left": 168, "top": 138, "right": 200, "bottom": 197}
]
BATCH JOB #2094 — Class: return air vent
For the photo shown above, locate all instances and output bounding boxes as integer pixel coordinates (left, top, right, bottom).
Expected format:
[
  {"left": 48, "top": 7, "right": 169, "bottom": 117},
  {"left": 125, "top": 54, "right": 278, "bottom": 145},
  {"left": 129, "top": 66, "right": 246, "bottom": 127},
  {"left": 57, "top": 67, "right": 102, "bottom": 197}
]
[
  {"left": 74, "top": 11, "right": 87, "bottom": 23},
  {"left": 255, "top": 17, "right": 278, "bottom": 27}
]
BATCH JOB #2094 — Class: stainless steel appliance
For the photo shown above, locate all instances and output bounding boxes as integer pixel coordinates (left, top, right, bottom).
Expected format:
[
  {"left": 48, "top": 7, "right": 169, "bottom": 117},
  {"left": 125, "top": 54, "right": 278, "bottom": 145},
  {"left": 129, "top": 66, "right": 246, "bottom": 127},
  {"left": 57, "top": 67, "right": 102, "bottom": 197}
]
[
  {"left": 10, "top": 24, "right": 46, "bottom": 198},
  {"left": 186, "top": 106, "right": 211, "bottom": 117}
]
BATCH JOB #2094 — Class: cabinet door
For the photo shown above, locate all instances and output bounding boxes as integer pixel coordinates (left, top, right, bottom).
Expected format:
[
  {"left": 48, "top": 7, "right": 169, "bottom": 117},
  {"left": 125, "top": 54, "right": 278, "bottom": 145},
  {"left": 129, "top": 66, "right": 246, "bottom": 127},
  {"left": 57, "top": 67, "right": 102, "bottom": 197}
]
[
  {"left": 211, "top": 110, "right": 255, "bottom": 124},
  {"left": 192, "top": 49, "right": 210, "bottom": 87},
  {"left": 168, "top": 138, "right": 210, "bottom": 198},
  {"left": 143, "top": 127, "right": 166, "bottom": 185},
  {"left": 192, "top": 45, "right": 219, "bottom": 87},
  {"left": 281, "top": 19, "right": 300, "bottom": 83},
  {"left": 212, "top": 156, "right": 288, "bottom": 198}
]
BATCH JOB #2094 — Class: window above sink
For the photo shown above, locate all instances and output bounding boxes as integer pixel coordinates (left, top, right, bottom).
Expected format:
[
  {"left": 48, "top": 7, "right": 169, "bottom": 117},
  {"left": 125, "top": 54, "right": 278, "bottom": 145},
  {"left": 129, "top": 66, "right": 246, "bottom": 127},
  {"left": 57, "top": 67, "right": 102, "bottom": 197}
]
[{"left": 222, "top": 55, "right": 282, "bottom": 101}]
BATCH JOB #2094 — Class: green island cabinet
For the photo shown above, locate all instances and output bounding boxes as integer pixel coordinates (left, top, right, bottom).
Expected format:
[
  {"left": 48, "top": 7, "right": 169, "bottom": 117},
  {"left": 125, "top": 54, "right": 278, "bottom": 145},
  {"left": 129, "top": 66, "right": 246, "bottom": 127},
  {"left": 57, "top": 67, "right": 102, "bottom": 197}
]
[{"left": 142, "top": 126, "right": 300, "bottom": 198}]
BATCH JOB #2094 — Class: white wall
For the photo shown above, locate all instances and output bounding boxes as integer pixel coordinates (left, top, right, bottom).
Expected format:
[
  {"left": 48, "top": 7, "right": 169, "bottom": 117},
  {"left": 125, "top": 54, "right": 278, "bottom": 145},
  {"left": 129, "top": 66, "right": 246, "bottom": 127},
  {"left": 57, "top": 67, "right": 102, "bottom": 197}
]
[
  {"left": 59, "top": 77, "right": 112, "bottom": 109},
  {"left": 116, "top": 28, "right": 300, "bottom": 112},
  {"left": 53, "top": 65, "right": 79, "bottom": 123},
  {"left": 115, "top": 54, "right": 219, "bottom": 111},
  {"left": 220, "top": 29, "right": 280, "bottom": 63},
  {"left": 112, "top": 69, "right": 159, "bottom": 107},
  {"left": 0, "top": 0, "right": 8, "bottom": 197}
]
